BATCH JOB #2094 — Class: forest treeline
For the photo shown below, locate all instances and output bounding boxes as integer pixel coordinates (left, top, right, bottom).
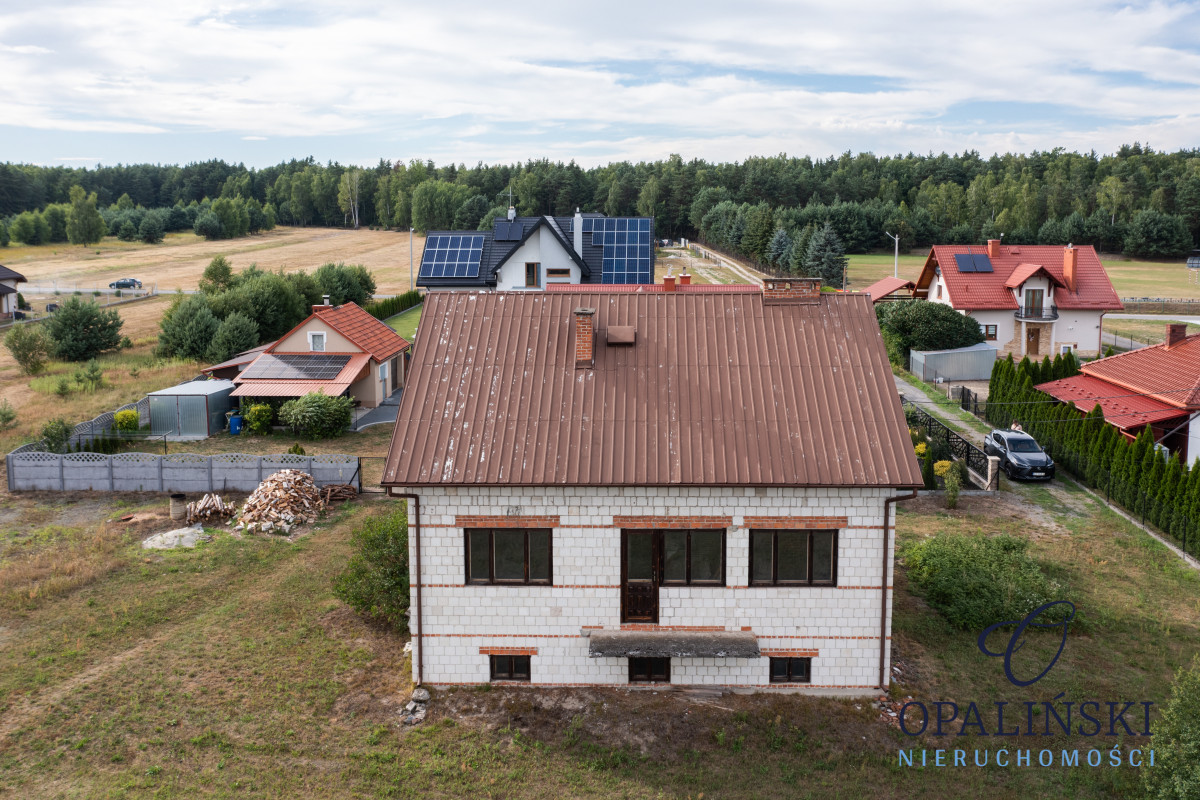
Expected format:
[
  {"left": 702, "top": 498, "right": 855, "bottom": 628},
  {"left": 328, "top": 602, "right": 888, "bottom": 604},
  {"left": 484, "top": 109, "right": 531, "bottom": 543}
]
[{"left": 1, "top": 144, "right": 1198, "bottom": 259}]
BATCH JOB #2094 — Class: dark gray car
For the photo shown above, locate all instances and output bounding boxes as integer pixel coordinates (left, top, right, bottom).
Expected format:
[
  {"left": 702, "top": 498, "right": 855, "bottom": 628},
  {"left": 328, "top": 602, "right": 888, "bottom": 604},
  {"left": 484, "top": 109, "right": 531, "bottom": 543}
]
[{"left": 984, "top": 429, "right": 1055, "bottom": 481}]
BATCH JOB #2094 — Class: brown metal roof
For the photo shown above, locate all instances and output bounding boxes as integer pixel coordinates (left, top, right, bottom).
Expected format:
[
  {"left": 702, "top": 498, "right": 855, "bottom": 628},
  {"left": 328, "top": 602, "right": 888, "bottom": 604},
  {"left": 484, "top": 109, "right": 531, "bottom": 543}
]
[{"left": 382, "top": 289, "right": 922, "bottom": 488}]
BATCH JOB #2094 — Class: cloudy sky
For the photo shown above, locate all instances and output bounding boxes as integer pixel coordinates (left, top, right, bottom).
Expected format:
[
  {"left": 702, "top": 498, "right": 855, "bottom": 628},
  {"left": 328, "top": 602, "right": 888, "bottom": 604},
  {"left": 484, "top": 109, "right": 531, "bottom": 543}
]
[{"left": 1, "top": 0, "right": 1198, "bottom": 168}]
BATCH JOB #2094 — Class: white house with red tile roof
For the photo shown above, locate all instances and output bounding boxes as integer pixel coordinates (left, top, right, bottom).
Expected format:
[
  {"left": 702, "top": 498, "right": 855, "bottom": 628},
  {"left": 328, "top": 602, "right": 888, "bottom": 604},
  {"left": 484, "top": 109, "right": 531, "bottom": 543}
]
[
  {"left": 913, "top": 240, "right": 1123, "bottom": 358},
  {"left": 0, "top": 264, "right": 27, "bottom": 318},
  {"left": 231, "top": 302, "right": 410, "bottom": 408},
  {"left": 1038, "top": 324, "right": 1200, "bottom": 462}
]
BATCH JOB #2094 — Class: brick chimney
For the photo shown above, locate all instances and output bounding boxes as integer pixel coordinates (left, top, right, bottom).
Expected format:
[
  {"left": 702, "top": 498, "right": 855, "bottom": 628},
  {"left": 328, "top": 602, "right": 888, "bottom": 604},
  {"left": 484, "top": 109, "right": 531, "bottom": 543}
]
[
  {"left": 313, "top": 295, "right": 331, "bottom": 312},
  {"left": 679, "top": 273, "right": 691, "bottom": 285},
  {"left": 763, "top": 277, "right": 821, "bottom": 304},
  {"left": 1063, "top": 244, "right": 1077, "bottom": 293},
  {"left": 663, "top": 276, "right": 676, "bottom": 292},
  {"left": 1166, "top": 323, "right": 1188, "bottom": 350},
  {"left": 574, "top": 308, "right": 596, "bottom": 368},
  {"left": 987, "top": 239, "right": 1001, "bottom": 259}
]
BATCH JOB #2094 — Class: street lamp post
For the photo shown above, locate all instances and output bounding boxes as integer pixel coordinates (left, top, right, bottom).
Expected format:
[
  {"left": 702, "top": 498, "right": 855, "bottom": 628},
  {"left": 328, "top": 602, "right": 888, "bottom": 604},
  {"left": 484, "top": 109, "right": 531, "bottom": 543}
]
[
  {"left": 409, "top": 227, "right": 415, "bottom": 290},
  {"left": 884, "top": 231, "right": 900, "bottom": 279}
]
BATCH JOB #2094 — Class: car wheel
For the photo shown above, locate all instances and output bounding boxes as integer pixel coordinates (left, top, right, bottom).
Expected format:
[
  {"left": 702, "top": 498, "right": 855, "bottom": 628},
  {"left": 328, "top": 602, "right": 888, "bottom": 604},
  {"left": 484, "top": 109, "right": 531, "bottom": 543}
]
[{"left": 1003, "top": 463, "right": 1013, "bottom": 481}]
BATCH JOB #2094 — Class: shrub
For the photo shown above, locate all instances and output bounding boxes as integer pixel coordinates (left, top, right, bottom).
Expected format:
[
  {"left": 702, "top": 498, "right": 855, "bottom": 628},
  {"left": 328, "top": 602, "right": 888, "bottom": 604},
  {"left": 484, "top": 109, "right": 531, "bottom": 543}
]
[
  {"left": 364, "top": 289, "right": 422, "bottom": 321},
  {"left": 0, "top": 399, "right": 16, "bottom": 430},
  {"left": 41, "top": 418, "right": 72, "bottom": 453},
  {"left": 287, "top": 442, "right": 306, "bottom": 455},
  {"left": 205, "top": 312, "right": 259, "bottom": 364},
  {"left": 44, "top": 296, "right": 124, "bottom": 361},
  {"left": 243, "top": 404, "right": 274, "bottom": 435},
  {"left": 1144, "top": 656, "right": 1200, "bottom": 799},
  {"left": 943, "top": 469, "right": 962, "bottom": 509},
  {"left": 54, "top": 377, "right": 70, "bottom": 397},
  {"left": 278, "top": 393, "right": 353, "bottom": 439},
  {"left": 156, "top": 294, "right": 219, "bottom": 360},
  {"left": 332, "top": 505, "right": 410, "bottom": 631},
  {"left": 877, "top": 298, "right": 986, "bottom": 366},
  {"left": 4, "top": 323, "right": 51, "bottom": 376},
  {"left": 903, "top": 533, "right": 1064, "bottom": 631},
  {"left": 114, "top": 409, "right": 139, "bottom": 432},
  {"left": 933, "top": 459, "right": 953, "bottom": 478},
  {"left": 921, "top": 449, "right": 936, "bottom": 489}
]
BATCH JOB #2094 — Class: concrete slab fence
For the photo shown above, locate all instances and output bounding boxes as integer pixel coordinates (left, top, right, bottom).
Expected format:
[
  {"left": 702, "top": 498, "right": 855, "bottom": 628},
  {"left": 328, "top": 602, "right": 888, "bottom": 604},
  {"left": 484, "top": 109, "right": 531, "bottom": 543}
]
[{"left": 6, "top": 451, "right": 361, "bottom": 493}]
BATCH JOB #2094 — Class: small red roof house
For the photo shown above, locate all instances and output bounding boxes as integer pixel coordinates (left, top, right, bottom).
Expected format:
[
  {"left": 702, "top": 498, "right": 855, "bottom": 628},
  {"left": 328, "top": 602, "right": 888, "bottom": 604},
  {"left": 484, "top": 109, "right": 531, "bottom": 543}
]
[
  {"left": 1038, "top": 324, "right": 1200, "bottom": 461},
  {"left": 0, "top": 264, "right": 27, "bottom": 319},
  {"left": 913, "top": 240, "right": 1122, "bottom": 358},
  {"left": 231, "top": 302, "right": 410, "bottom": 408},
  {"left": 862, "top": 276, "right": 914, "bottom": 304}
]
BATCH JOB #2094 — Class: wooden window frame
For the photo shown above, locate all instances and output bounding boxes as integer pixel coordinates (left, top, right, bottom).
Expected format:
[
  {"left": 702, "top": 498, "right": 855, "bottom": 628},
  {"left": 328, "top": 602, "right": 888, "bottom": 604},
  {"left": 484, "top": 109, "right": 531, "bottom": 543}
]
[
  {"left": 660, "top": 529, "right": 726, "bottom": 586},
  {"left": 935, "top": 284, "right": 942, "bottom": 299},
  {"left": 546, "top": 268, "right": 571, "bottom": 278},
  {"left": 464, "top": 528, "right": 553, "bottom": 586},
  {"left": 984, "top": 324, "right": 998, "bottom": 341},
  {"left": 769, "top": 656, "right": 812, "bottom": 684},
  {"left": 749, "top": 529, "right": 838, "bottom": 587},
  {"left": 489, "top": 655, "right": 531, "bottom": 682},
  {"left": 628, "top": 657, "right": 671, "bottom": 683},
  {"left": 525, "top": 262, "right": 541, "bottom": 288}
]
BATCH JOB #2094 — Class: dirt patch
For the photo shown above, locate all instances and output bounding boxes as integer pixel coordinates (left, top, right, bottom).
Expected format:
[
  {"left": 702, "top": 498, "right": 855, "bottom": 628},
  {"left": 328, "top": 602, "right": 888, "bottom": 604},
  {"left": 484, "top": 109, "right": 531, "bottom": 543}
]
[
  {"left": 903, "top": 490, "right": 1071, "bottom": 536},
  {"left": 427, "top": 684, "right": 888, "bottom": 758},
  {"left": 320, "top": 607, "right": 412, "bottom": 727}
]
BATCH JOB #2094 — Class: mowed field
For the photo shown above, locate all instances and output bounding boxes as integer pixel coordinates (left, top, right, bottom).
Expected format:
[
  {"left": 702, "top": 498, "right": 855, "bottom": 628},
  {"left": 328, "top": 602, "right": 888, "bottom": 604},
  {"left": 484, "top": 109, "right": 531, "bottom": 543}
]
[{"left": 3, "top": 227, "right": 427, "bottom": 295}]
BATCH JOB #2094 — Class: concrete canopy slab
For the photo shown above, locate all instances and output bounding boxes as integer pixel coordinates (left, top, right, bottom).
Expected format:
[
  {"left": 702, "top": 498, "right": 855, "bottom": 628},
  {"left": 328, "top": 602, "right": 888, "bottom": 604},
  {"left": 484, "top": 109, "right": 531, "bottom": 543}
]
[{"left": 587, "top": 630, "right": 760, "bottom": 659}]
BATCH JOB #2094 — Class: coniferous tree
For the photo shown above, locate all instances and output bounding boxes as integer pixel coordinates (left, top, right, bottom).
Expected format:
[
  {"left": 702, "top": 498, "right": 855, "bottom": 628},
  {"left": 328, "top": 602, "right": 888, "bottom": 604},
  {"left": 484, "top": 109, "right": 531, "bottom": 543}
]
[{"left": 803, "top": 221, "right": 849, "bottom": 289}]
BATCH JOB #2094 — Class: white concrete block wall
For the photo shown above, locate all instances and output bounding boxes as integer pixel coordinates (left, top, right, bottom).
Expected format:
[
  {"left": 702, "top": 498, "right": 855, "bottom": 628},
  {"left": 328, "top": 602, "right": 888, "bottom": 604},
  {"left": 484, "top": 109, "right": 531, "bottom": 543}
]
[{"left": 401, "top": 485, "right": 899, "bottom": 694}]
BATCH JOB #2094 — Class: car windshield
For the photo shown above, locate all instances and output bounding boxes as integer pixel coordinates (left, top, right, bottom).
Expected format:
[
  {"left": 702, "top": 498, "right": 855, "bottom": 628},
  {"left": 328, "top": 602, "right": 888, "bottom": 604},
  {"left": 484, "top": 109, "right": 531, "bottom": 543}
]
[{"left": 1008, "top": 438, "right": 1042, "bottom": 453}]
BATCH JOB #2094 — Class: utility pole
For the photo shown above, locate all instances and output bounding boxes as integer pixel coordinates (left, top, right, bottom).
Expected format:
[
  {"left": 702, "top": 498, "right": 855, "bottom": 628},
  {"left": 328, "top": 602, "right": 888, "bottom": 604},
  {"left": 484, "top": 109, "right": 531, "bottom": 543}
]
[
  {"left": 884, "top": 231, "right": 900, "bottom": 279},
  {"left": 409, "top": 227, "right": 415, "bottom": 290}
]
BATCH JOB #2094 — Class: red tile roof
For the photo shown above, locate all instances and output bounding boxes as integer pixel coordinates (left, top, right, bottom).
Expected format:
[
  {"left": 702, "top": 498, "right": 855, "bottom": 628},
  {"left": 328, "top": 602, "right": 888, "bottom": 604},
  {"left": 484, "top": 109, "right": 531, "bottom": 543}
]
[
  {"left": 1004, "top": 263, "right": 1065, "bottom": 290},
  {"left": 383, "top": 289, "right": 922, "bottom": 488},
  {"left": 862, "top": 277, "right": 914, "bottom": 303},
  {"left": 916, "top": 244, "right": 1122, "bottom": 311},
  {"left": 1078, "top": 333, "right": 1200, "bottom": 408},
  {"left": 1036, "top": 374, "right": 1186, "bottom": 430},
  {"left": 310, "top": 302, "right": 410, "bottom": 361}
]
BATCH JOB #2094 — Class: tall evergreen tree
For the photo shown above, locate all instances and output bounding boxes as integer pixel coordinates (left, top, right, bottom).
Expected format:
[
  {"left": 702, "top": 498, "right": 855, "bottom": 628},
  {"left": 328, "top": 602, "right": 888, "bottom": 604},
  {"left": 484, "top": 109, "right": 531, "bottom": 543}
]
[{"left": 803, "top": 221, "right": 849, "bottom": 289}]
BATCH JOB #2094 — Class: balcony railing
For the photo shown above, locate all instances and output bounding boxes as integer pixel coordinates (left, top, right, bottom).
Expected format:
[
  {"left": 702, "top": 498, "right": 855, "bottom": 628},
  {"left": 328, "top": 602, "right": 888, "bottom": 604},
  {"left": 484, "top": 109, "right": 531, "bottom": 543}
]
[{"left": 1015, "top": 304, "right": 1058, "bottom": 321}]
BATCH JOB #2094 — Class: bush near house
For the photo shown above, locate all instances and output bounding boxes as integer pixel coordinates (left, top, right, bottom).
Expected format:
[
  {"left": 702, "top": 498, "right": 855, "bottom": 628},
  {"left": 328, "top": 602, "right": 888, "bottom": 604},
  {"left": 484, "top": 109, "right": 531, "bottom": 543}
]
[
  {"left": 1145, "top": 656, "right": 1200, "bottom": 800},
  {"left": 877, "top": 298, "right": 986, "bottom": 367},
  {"left": 903, "top": 533, "right": 1066, "bottom": 631},
  {"left": 40, "top": 418, "right": 72, "bottom": 454},
  {"left": 113, "top": 409, "right": 139, "bottom": 432},
  {"left": 278, "top": 393, "right": 353, "bottom": 439},
  {"left": 243, "top": 404, "right": 274, "bottom": 435},
  {"left": 364, "top": 289, "right": 422, "bottom": 321},
  {"left": 332, "top": 505, "right": 410, "bottom": 631},
  {"left": 4, "top": 323, "right": 51, "bottom": 376}
]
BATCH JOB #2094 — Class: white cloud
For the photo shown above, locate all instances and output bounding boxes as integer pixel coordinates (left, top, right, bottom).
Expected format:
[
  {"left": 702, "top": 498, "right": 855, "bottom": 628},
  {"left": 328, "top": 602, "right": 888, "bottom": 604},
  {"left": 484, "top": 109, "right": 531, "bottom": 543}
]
[{"left": 0, "top": 0, "right": 1197, "bottom": 164}]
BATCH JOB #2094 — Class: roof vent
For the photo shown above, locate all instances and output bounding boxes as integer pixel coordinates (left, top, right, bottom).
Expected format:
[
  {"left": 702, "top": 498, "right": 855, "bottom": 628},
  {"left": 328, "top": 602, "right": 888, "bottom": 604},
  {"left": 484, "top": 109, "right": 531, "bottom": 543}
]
[{"left": 607, "top": 326, "right": 636, "bottom": 345}]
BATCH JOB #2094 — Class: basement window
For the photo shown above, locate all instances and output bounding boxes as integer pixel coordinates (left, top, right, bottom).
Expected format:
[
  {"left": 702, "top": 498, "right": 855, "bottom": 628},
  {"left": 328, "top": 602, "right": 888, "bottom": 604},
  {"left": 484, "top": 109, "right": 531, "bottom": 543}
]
[
  {"left": 661, "top": 529, "right": 725, "bottom": 585},
  {"left": 769, "top": 657, "right": 811, "bottom": 684},
  {"left": 628, "top": 657, "right": 670, "bottom": 683},
  {"left": 750, "top": 530, "right": 837, "bottom": 586},
  {"left": 465, "top": 529, "right": 552, "bottom": 585},
  {"left": 490, "top": 655, "right": 531, "bottom": 682}
]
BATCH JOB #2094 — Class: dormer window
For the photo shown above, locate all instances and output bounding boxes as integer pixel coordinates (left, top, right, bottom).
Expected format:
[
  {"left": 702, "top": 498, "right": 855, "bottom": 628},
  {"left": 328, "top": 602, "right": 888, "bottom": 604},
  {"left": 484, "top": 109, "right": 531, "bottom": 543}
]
[{"left": 309, "top": 332, "right": 326, "bottom": 352}]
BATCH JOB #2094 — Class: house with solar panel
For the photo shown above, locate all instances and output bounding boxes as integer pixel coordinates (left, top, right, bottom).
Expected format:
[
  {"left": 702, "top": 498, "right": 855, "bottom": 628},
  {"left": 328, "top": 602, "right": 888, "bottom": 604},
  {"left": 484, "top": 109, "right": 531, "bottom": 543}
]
[
  {"left": 381, "top": 277, "right": 924, "bottom": 693},
  {"left": 418, "top": 208, "right": 655, "bottom": 290},
  {"left": 230, "top": 301, "right": 410, "bottom": 409},
  {"left": 912, "top": 240, "right": 1122, "bottom": 358}
]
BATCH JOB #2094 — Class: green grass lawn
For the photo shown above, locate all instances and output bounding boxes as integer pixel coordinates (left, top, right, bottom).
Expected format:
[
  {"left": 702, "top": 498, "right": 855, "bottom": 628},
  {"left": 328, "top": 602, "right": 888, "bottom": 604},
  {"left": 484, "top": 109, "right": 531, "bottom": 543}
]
[
  {"left": 384, "top": 303, "right": 422, "bottom": 342},
  {"left": 1103, "top": 318, "right": 1200, "bottom": 346},
  {"left": 0, "top": 474, "right": 1193, "bottom": 797}
]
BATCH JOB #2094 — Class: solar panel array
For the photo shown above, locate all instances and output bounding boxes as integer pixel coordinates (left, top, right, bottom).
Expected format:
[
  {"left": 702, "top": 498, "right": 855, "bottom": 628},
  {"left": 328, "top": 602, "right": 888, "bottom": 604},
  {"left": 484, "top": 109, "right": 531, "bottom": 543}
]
[
  {"left": 954, "top": 253, "right": 994, "bottom": 273},
  {"left": 241, "top": 353, "right": 351, "bottom": 381},
  {"left": 420, "top": 234, "right": 485, "bottom": 279},
  {"left": 494, "top": 221, "right": 523, "bottom": 241},
  {"left": 575, "top": 217, "right": 653, "bottom": 284}
]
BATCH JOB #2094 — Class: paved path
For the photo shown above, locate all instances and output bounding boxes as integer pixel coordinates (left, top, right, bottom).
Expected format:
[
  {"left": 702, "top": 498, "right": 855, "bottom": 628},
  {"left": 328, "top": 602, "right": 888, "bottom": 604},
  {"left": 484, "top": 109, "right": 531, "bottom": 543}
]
[{"left": 353, "top": 389, "right": 403, "bottom": 429}]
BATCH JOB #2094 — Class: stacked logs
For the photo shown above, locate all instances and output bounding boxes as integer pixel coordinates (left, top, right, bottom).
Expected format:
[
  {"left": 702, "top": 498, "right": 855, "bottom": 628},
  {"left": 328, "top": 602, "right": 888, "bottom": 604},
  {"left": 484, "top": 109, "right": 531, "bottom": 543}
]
[
  {"left": 234, "top": 469, "right": 322, "bottom": 535},
  {"left": 186, "top": 493, "right": 235, "bottom": 525}
]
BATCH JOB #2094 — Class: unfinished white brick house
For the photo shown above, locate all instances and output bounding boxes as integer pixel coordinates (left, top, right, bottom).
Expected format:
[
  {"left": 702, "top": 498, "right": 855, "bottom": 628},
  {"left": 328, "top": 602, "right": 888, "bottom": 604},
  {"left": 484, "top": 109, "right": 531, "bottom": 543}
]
[{"left": 382, "top": 278, "right": 922, "bottom": 694}]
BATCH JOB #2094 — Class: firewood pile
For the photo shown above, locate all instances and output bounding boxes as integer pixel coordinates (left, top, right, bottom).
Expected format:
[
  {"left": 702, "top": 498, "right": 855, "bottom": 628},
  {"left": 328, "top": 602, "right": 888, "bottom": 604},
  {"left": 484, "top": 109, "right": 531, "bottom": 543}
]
[
  {"left": 186, "top": 493, "right": 235, "bottom": 525},
  {"left": 321, "top": 484, "right": 358, "bottom": 505},
  {"left": 234, "top": 469, "right": 322, "bottom": 535}
]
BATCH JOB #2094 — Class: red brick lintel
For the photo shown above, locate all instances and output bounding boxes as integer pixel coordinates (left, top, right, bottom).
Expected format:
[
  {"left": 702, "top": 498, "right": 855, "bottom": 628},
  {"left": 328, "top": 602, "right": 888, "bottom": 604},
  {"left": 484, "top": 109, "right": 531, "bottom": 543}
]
[
  {"left": 479, "top": 646, "right": 539, "bottom": 656},
  {"left": 743, "top": 516, "right": 849, "bottom": 529},
  {"left": 456, "top": 515, "right": 560, "bottom": 528},
  {"left": 761, "top": 649, "right": 820, "bottom": 658},
  {"left": 613, "top": 516, "right": 733, "bottom": 529}
]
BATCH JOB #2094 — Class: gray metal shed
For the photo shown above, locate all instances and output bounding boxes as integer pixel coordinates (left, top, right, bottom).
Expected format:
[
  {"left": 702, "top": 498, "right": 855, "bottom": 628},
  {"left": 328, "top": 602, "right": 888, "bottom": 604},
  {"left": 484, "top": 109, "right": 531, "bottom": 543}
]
[
  {"left": 910, "top": 342, "right": 998, "bottom": 382},
  {"left": 147, "top": 379, "right": 236, "bottom": 438}
]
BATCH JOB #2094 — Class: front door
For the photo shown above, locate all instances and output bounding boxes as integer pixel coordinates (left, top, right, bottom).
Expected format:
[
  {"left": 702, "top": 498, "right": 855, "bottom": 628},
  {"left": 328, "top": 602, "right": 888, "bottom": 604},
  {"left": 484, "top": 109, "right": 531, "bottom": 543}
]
[
  {"left": 1028, "top": 327, "right": 1041, "bottom": 356},
  {"left": 621, "top": 530, "right": 659, "bottom": 623}
]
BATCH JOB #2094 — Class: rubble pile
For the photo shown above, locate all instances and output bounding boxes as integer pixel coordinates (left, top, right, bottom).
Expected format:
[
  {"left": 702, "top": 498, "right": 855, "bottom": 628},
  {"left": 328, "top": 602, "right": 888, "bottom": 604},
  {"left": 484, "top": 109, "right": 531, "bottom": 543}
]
[
  {"left": 403, "top": 686, "right": 431, "bottom": 725},
  {"left": 186, "top": 493, "right": 236, "bottom": 525},
  {"left": 234, "top": 469, "right": 322, "bottom": 534}
]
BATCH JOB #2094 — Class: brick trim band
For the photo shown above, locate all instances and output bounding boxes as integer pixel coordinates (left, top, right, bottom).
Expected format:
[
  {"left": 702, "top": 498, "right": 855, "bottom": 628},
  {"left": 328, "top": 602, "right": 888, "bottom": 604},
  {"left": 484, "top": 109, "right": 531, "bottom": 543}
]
[
  {"left": 480, "top": 647, "right": 539, "bottom": 656},
  {"left": 761, "top": 649, "right": 820, "bottom": 658},
  {"left": 455, "top": 515, "right": 560, "bottom": 528},
  {"left": 613, "top": 515, "right": 733, "bottom": 529},
  {"left": 742, "top": 516, "right": 849, "bottom": 529}
]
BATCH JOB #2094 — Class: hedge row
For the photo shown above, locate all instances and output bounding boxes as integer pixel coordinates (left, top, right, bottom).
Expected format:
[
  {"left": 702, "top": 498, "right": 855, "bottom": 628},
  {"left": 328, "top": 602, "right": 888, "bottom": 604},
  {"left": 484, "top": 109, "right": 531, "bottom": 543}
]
[
  {"left": 986, "top": 353, "right": 1200, "bottom": 554},
  {"left": 365, "top": 290, "right": 422, "bottom": 321}
]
